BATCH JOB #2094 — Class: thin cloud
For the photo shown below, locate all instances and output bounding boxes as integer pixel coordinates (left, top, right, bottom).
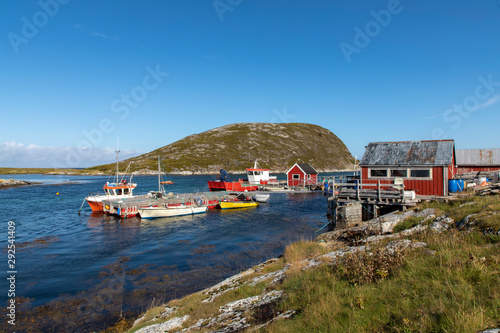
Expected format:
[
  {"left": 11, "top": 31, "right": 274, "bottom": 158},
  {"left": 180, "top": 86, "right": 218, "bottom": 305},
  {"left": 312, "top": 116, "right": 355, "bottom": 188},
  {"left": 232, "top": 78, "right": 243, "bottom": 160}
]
[
  {"left": 73, "top": 24, "right": 118, "bottom": 40},
  {"left": 0, "top": 141, "right": 139, "bottom": 168},
  {"left": 426, "top": 95, "right": 500, "bottom": 120},
  {"left": 91, "top": 32, "right": 119, "bottom": 40},
  {"left": 475, "top": 95, "right": 500, "bottom": 110}
]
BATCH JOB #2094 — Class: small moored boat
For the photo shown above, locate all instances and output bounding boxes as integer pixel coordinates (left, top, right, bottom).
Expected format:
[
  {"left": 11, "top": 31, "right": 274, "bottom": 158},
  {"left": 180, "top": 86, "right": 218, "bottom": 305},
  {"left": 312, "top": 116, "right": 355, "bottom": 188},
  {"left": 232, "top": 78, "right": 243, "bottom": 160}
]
[
  {"left": 138, "top": 204, "right": 207, "bottom": 219},
  {"left": 219, "top": 201, "right": 259, "bottom": 209}
]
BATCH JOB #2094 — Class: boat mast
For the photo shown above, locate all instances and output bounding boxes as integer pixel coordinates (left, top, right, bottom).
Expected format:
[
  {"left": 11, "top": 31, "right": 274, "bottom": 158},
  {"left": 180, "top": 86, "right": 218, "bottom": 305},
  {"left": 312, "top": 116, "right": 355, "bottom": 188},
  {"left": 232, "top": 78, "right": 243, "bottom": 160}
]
[
  {"left": 158, "top": 156, "right": 161, "bottom": 192},
  {"left": 116, "top": 138, "right": 120, "bottom": 184}
]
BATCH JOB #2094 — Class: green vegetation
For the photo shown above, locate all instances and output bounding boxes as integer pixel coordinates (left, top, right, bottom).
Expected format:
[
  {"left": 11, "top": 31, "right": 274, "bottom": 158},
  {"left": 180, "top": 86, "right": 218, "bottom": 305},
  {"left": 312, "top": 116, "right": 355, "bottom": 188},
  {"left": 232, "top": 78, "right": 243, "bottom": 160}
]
[
  {"left": 421, "top": 196, "right": 500, "bottom": 232},
  {"left": 283, "top": 239, "right": 329, "bottom": 264},
  {"left": 273, "top": 229, "right": 498, "bottom": 332},
  {"left": 272, "top": 196, "right": 500, "bottom": 333},
  {"left": 393, "top": 216, "right": 423, "bottom": 233},
  {"left": 126, "top": 195, "right": 499, "bottom": 333}
]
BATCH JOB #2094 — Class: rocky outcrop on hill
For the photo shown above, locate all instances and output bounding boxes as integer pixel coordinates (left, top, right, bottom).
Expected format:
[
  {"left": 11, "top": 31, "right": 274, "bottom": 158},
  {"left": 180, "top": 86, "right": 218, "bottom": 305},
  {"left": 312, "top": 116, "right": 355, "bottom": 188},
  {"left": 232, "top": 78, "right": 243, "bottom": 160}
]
[{"left": 88, "top": 123, "right": 354, "bottom": 174}]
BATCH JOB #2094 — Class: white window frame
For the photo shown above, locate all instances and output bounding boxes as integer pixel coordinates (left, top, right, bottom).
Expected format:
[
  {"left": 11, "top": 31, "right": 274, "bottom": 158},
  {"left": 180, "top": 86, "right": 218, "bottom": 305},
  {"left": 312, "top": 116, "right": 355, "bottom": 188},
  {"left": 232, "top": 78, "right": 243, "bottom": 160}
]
[
  {"left": 367, "top": 167, "right": 433, "bottom": 180},
  {"left": 292, "top": 174, "right": 300, "bottom": 180},
  {"left": 409, "top": 168, "right": 433, "bottom": 180},
  {"left": 368, "top": 168, "right": 388, "bottom": 178},
  {"left": 390, "top": 168, "right": 408, "bottom": 178}
]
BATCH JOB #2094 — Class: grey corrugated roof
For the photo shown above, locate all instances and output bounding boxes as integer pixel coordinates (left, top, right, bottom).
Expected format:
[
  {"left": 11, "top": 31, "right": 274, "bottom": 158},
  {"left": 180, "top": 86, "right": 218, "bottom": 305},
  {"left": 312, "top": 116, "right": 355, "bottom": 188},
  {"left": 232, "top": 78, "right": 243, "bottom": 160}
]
[
  {"left": 297, "top": 163, "right": 318, "bottom": 174},
  {"left": 360, "top": 140, "right": 455, "bottom": 166},
  {"left": 456, "top": 149, "right": 500, "bottom": 166}
]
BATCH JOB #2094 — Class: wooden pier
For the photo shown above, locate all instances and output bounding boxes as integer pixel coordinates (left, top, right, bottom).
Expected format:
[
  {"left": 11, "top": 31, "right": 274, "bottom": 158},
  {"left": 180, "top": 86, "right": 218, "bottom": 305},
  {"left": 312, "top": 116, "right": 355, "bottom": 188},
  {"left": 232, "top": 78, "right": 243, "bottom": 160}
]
[{"left": 325, "top": 178, "right": 419, "bottom": 226}]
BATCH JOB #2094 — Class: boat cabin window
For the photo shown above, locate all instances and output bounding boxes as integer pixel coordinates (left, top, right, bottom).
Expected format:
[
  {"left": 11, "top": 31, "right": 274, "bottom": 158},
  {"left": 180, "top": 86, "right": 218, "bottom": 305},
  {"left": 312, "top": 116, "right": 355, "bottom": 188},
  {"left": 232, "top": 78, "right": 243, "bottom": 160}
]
[
  {"left": 370, "top": 169, "right": 387, "bottom": 177},
  {"left": 116, "top": 189, "right": 123, "bottom": 195},
  {"left": 123, "top": 188, "right": 129, "bottom": 195}
]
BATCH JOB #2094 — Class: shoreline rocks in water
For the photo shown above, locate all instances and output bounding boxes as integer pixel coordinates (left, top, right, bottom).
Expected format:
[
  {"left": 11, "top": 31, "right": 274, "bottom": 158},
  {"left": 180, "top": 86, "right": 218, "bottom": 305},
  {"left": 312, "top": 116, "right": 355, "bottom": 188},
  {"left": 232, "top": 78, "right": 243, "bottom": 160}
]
[{"left": 0, "top": 178, "right": 40, "bottom": 189}]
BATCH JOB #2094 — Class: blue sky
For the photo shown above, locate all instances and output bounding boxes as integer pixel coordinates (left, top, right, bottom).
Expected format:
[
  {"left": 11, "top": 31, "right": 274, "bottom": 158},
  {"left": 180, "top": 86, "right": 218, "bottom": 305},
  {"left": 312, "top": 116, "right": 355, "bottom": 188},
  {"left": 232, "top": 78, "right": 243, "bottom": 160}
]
[{"left": 1, "top": 0, "right": 499, "bottom": 168}]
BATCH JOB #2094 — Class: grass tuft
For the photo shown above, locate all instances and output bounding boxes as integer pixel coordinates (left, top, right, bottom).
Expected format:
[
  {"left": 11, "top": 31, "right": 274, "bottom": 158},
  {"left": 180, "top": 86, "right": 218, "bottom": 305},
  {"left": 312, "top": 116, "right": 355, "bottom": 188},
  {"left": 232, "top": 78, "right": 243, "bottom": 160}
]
[
  {"left": 393, "top": 216, "right": 423, "bottom": 233},
  {"left": 283, "top": 240, "right": 327, "bottom": 264}
]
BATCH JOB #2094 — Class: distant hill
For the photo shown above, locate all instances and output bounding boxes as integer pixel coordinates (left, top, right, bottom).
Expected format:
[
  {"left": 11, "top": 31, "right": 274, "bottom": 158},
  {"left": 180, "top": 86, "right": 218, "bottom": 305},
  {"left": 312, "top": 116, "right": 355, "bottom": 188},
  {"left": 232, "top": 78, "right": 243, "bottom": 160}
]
[{"left": 86, "top": 123, "right": 354, "bottom": 174}]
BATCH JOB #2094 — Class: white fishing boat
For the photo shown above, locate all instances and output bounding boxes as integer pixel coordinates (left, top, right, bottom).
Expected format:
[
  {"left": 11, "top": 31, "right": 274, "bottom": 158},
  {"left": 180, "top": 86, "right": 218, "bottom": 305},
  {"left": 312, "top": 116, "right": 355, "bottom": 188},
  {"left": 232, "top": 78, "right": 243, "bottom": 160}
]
[
  {"left": 85, "top": 146, "right": 138, "bottom": 212},
  {"left": 138, "top": 204, "right": 207, "bottom": 219},
  {"left": 207, "top": 160, "right": 278, "bottom": 192}
]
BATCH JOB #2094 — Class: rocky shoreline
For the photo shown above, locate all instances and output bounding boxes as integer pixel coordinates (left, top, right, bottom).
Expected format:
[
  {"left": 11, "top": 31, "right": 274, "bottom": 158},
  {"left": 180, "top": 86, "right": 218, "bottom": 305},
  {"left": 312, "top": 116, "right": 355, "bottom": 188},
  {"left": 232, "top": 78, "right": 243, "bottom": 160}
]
[
  {"left": 0, "top": 178, "right": 41, "bottom": 189},
  {"left": 132, "top": 240, "right": 427, "bottom": 333},
  {"left": 127, "top": 216, "right": 435, "bottom": 332},
  {"left": 126, "top": 196, "right": 500, "bottom": 333}
]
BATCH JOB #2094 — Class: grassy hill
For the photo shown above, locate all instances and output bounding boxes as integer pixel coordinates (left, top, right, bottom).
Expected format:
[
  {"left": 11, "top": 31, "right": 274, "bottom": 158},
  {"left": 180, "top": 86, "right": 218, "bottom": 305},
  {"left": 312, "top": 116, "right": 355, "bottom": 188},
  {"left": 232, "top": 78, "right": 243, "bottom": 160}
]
[{"left": 87, "top": 123, "right": 354, "bottom": 174}]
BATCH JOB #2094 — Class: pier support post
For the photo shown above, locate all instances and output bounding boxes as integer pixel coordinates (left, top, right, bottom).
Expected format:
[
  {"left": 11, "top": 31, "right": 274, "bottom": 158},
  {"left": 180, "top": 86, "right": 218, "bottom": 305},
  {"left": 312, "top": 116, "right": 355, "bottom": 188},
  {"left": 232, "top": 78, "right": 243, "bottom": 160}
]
[{"left": 377, "top": 181, "right": 381, "bottom": 201}]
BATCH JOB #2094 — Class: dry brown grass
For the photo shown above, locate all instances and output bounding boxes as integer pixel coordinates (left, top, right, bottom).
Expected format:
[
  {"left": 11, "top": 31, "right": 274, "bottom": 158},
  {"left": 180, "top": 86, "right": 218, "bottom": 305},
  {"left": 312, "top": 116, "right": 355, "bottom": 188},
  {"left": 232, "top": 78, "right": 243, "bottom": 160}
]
[{"left": 283, "top": 240, "right": 328, "bottom": 264}]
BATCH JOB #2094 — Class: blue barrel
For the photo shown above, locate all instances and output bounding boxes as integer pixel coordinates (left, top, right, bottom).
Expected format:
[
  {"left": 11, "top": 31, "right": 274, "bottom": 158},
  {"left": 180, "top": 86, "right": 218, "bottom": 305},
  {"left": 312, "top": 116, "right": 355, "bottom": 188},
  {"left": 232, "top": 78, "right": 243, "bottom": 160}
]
[
  {"left": 456, "top": 179, "right": 464, "bottom": 192},
  {"left": 448, "top": 180, "right": 459, "bottom": 193}
]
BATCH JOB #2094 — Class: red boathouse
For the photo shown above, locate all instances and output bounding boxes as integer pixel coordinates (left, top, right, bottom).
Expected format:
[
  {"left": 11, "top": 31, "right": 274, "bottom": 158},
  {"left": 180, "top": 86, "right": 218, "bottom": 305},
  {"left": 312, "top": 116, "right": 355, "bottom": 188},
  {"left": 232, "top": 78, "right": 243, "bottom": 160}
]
[
  {"left": 456, "top": 148, "right": 500, "bottom": 174},
  {"left": 286, "top": 163, "right": 318, "bottom": 187},
  {"left": 359, "top": 140, "right": 456, "bottom": 196}
]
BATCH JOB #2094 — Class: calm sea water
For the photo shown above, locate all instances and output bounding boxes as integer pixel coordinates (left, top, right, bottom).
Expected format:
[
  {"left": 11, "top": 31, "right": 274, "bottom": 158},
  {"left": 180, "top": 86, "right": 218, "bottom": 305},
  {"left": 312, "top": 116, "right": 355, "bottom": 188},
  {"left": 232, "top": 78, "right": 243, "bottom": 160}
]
[{"left": 0, "top": 172, "right": 347, "bottom": 332}]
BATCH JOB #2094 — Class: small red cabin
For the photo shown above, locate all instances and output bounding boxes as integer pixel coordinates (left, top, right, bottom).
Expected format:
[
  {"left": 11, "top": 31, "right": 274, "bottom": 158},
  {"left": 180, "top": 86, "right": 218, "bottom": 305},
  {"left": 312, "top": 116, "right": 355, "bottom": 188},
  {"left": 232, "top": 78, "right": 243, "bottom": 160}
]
[
  {"left": 360, "top": 140, "right": 456, "bottom": 196},
  {"left": 286, "top": 163, "right": 318, "bottom": 187},
  {"left": 456, "top": 149, "right": 500, "bottom": 174}
]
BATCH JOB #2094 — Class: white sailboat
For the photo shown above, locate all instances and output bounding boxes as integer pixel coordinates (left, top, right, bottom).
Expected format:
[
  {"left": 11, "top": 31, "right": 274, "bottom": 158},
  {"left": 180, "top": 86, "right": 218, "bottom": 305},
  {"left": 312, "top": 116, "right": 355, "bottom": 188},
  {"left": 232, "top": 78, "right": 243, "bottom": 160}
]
[{"left": 137, "top": 157, "right": 208, "bottom": 219}]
